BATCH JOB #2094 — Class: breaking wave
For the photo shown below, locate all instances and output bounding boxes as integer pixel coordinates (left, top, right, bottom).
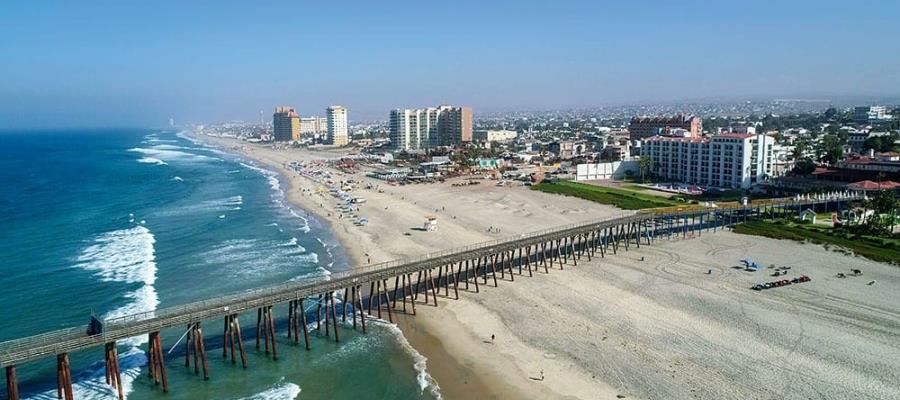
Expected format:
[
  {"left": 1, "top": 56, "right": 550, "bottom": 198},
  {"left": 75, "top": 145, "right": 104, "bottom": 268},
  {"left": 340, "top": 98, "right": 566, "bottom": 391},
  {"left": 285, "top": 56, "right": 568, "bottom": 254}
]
[
  {"left": 137, "top": 157, "right": 167, "bottom": 166},
  {"left": 77, "top": 226, "right": 157, "bottom": 285},
  {"left": 369, "top": 319, "right": 443, "bottom": 399},
  {"left": 128, "top": 147, "right": 218, "bottom": 163},
  {"left": 201, "top": 238, "right": 320, "bottom": 278},
  {"left": 27, "top": 223, "right": 162, "bottom": 400},
  {"left": 236, "top": 378, "right": 301, "bottom": 400}
]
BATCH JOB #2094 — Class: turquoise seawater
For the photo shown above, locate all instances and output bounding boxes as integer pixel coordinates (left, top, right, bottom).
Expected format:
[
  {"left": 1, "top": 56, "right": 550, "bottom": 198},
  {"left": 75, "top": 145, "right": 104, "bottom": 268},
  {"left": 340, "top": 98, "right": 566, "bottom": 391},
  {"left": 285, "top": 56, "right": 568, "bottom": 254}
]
[{"left": 0, "top": 130, "right": 439, "bottom": 399}]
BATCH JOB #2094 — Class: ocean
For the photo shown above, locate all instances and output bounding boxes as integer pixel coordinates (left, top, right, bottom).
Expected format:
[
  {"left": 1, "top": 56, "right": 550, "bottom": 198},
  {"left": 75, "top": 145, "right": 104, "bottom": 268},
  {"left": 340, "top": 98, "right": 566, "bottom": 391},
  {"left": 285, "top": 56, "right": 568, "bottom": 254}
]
[{"left": 0, "top": 129, "right": 440, "bottom": 399}]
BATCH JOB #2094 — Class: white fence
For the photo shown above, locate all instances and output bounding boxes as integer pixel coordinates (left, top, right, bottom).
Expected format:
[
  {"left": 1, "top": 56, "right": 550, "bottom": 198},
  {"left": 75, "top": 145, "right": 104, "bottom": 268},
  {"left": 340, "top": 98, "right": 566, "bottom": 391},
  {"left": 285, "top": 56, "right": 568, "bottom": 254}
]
[{"left": 575, "top": 161, "right": 639, "bottom": 181}]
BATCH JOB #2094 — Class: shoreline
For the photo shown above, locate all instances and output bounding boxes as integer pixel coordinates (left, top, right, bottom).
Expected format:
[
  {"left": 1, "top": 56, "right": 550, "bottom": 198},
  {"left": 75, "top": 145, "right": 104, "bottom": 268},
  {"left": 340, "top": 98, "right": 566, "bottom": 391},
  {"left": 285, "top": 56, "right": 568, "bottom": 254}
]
[
  {"left": 186, "top": 133, "right": 623, "bottom": 399},
  {"left": 183, "top": 133, "right": 900, "bottom": 400},
  {"left": 186, "top": 133, "right": 499, "bottom": 399}
]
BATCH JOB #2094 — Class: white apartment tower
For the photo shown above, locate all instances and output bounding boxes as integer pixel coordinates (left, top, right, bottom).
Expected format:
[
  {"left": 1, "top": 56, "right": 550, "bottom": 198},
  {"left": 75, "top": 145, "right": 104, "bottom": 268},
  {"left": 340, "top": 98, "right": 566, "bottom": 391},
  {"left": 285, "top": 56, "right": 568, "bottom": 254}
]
[
  {"left": 326, "top": 106, "right": 349, "bottom": 146},
  {"left": 641, "top": 133, "right": 774, "bottom": 189},
  {"left": 390, "top": 108, "right": 439, "bottom": 151},
  {"left": 389, "top": 106, "right": 472, "bottom": 151}
]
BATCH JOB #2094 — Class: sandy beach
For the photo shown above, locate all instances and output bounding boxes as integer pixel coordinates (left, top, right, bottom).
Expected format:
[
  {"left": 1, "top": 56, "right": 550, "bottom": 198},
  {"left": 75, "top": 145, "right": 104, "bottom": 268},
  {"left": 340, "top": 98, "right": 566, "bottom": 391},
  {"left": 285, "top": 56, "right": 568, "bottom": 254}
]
[{"left": 194, "top": 134, "right": 900, "bottom": 399}]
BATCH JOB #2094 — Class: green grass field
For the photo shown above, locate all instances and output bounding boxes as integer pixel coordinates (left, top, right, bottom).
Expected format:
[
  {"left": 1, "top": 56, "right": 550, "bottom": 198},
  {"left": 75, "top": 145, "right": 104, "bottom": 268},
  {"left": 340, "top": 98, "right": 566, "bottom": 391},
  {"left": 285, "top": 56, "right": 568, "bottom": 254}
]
[
  {"left": 531, "top": 181, "right": 683, "bottom": 210},
  {"left": 732, "top": 220, "right": 900, "bottom": 265}
]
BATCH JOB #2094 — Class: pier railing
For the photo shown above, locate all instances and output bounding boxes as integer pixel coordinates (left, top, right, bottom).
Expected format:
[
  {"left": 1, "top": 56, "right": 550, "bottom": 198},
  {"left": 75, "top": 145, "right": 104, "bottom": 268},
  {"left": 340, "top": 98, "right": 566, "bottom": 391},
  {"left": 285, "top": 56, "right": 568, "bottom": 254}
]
[{"left": 0, "top": 211, "right": 642, "bottom": 366}]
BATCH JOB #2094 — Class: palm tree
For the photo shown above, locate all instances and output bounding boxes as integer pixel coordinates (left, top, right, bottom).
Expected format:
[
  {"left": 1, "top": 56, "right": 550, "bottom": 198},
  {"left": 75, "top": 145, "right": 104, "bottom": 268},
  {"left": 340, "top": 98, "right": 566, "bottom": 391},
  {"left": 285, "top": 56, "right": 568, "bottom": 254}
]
[{"left": 638, "top": 156, "right": 654, "bottom": 183}]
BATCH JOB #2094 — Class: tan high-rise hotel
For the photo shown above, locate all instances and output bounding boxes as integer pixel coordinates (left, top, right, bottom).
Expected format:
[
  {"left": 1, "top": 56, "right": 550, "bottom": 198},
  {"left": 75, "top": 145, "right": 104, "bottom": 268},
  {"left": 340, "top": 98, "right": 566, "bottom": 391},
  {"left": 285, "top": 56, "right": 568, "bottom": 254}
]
[{"left": 273, "top": 106, "right": 300, "bottom": 141}]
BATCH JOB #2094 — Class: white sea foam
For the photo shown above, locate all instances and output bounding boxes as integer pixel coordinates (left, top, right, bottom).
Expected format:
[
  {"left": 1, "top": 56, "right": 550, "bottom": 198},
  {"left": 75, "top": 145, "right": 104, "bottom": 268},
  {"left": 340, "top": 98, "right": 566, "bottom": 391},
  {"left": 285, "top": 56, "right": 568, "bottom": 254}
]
[
  {"left": 149, "top": 144, "right": 198, "bottom": 151},
  {"left": 239, "top": 161, "right": 314, "bottom": 234},
  {"left": 128, "top": 147, "right": 218, "bottom": 163},
  {"left": 175, "top": 131, "right": 202, "bottom": 145},
  {"left": 369, "top": 319, "right": 443, "bottom": 399},
  {"left": 145, "top": 138, "right": 178, "bottom": 144},
  {"left": 137, "top": 157, "right": 167, "bottom": 165},
  {"left": 172, "top": 176, "right": 184, "bottom": 182},
  {"left": 236, "top": 378, "right": 301, "bottom": 400},
  {"left": 23, "top": 347, "right": 147, "bottom": 400},
  {"left": 155, "top": 195, "right": 243, "bottom": 216},
  {"left": 35, "top": 224, "right": 162, "bottom": 400},
  {"left": 239, "top": 162, "right": 283, "bottom": 193},
  {"left": 77, "top": 226, "right": 157, "bottom": 285},
  {"left": 202, "top": 238, "right": 320, "bottom": 278},
  {"left": 279, "top": 237, "right": 305, "bottom": 251}
]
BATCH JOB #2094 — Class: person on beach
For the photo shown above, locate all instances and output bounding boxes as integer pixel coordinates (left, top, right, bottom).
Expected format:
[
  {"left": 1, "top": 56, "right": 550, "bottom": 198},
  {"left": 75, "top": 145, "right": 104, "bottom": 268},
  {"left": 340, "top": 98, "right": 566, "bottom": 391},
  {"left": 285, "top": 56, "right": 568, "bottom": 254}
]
[
  {"left": 491, "top": 334, "right": 495, "bottom": 344},
  {"left": 540, "top": 370, "right": 544, "bottom": 381}
]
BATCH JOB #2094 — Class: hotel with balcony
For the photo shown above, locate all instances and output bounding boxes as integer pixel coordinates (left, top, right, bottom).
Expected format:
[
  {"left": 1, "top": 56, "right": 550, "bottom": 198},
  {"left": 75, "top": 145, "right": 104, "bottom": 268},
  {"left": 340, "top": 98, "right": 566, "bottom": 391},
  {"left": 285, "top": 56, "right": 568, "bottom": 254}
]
[{"left": 641, "top": 133, "right": 775, "bottom": 189}]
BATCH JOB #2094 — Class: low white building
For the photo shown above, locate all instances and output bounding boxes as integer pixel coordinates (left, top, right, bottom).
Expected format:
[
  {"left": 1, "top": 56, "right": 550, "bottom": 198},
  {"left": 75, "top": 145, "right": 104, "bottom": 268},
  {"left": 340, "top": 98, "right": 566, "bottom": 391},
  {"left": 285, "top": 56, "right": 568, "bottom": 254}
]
[
  {"left": 575, "top": 161, "right": 639, "bottom": 181},
  {"left": 641, "top": 133, "right": 775, "bottom": 189},
  {"left": 473, "top": 129, "right": 518, "bottom": 143}
]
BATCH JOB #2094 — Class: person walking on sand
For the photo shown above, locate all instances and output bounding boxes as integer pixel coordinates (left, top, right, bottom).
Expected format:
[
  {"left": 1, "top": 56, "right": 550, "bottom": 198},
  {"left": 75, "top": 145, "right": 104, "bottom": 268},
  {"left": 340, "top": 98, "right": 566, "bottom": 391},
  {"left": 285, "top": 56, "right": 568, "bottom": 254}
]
[
  {"left": 491, "top": 334, "right": 495, "bottom": 344},
  {"left": 540, "top": 370, "right": 544, "bottom": 381}
]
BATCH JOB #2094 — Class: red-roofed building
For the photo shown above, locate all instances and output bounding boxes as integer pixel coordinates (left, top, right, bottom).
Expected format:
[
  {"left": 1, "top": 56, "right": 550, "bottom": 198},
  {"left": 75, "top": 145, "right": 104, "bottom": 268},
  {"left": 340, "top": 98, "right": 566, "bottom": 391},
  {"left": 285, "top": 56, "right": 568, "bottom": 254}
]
[
  {"left": 629, "top": 115, "right": 701, "bottom": 140},
  {"left": 847, "top": 180, "right": 900, "bottom": 191}
]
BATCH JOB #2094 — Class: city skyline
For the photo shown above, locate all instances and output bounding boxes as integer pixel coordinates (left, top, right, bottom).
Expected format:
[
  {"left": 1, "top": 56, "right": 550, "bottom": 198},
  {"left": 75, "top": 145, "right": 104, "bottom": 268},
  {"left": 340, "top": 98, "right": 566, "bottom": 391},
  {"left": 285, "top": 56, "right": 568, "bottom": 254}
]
[{"left": 1, "top": 1, "right": 900, "bottom": 129}]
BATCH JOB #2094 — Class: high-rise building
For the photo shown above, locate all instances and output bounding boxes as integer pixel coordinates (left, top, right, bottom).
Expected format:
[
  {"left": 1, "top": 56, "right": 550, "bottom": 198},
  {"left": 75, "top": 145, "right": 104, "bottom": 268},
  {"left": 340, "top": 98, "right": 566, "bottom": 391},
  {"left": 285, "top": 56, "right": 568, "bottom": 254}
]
[
  {"left": 299, "top": 116, "right": 328, "bottom": 136},
  {"left": 629, "top": 115, "right": 702, "bottom": 140},
  {"left": 326, "top": 106, "right": 349, "bottom": 146},
  {"left": 439, "top": 106, "right": 473, "bottom": 146},
  {"left": 272, "top": 106, "right": 300, "bottom": 141},
  {"left": 389, "top": 105, "right": 473, "bottom": 151},
  {"left": 390, "top": 109, "right": 431, "bottom": 151},
  {"left": 641, "top": 132, "right": 774, "bottom": 189}
]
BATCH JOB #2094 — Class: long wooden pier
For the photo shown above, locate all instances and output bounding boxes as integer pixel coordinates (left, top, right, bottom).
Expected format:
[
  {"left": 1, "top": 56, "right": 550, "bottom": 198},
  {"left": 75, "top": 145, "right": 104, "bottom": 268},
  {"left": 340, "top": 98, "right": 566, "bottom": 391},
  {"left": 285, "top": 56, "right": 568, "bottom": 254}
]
[{"left": 1, "top": 193, "right": 861, "bottom": 399}]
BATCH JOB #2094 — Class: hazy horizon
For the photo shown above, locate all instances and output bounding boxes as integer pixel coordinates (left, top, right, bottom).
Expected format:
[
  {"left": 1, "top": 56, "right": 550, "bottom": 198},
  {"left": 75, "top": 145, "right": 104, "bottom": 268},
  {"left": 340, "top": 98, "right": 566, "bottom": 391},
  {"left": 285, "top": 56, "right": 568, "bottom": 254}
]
[{"left": 2, "top": 0, "right": 899, "bottom": 128}]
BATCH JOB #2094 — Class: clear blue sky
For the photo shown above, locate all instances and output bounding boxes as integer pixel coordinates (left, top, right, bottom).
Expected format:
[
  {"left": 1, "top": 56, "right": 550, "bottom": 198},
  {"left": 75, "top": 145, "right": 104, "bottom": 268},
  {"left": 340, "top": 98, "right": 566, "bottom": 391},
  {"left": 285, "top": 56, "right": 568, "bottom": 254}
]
[{"left": 1, "top": 0, "right": 898, "bottom": 128}]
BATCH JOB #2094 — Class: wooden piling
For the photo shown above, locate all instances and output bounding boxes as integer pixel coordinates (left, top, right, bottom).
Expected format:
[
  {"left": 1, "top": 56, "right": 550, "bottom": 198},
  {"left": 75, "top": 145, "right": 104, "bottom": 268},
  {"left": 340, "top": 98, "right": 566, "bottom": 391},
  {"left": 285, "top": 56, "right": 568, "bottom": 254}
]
[
  {"left": 223, "top": 315, "right": 230, "bottom": 357},
  {"left": 229, "top": 315, "right": 237, "bottom": 364},
  {"left": 452, "top": 262, "right": 460, "bottom": 299},
  {"left": 300, "top": 299, "right": 311, "bottom": 350},
  {"left": 325, "top": 294, "right": 332, "bottom": 337},
  {"left": 196, "top": 323, "right": 209, "bottom": 380},
  {"left": 343, "top": 287, "right": 349, "bottom": 322},
  {"left": 57, "top": 353, "right": 73, "bottom": 400},
  {"left": 268, "top": 306, "right": 278, "bottom": 360},
  {"left": 427, "top": 271, "right": 438, "bottom": 306},
  {"left": 392, "top": 276, "right": 400, "bottom": 309},
  {"left": 192, "top": 325, "right": 200, "bottom": 374},
  {"left": 368, "top": 282, "right": 376, "bottom": 315},
  {"left": 256, "top": 308, "right": 262, "bottom": 350},
  {"left": 357, "top": 285, "right": 368, "bottom": 330},
  {"left": 317, "top": 294, "right": 324, "bottom": 331},
  {"left": 5, "top": 366, "right": 18, "bottom": 400},
  {"left": 330, "top": 292, "right": 340, "bottom": 342},
  {"left": 383, "top": 279, "right": 395, "bottom": 322},
  {"left": 234, "top": 315, "right": 248, "bottom": 368},
  {"left": 463, "top": 259, "right": 471, "bottom": 290},
  {"left": 287, "top": 301, "right": 294, "bottom": 340},
  {"left": 104, "top": 342, "right": 124, "bottom": 400},
  {"left": 400, "top": 274, "right": 408, "bottom": 312},
  {"left": 291, "top": 301, "right": 300, "bottom": 344}
]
